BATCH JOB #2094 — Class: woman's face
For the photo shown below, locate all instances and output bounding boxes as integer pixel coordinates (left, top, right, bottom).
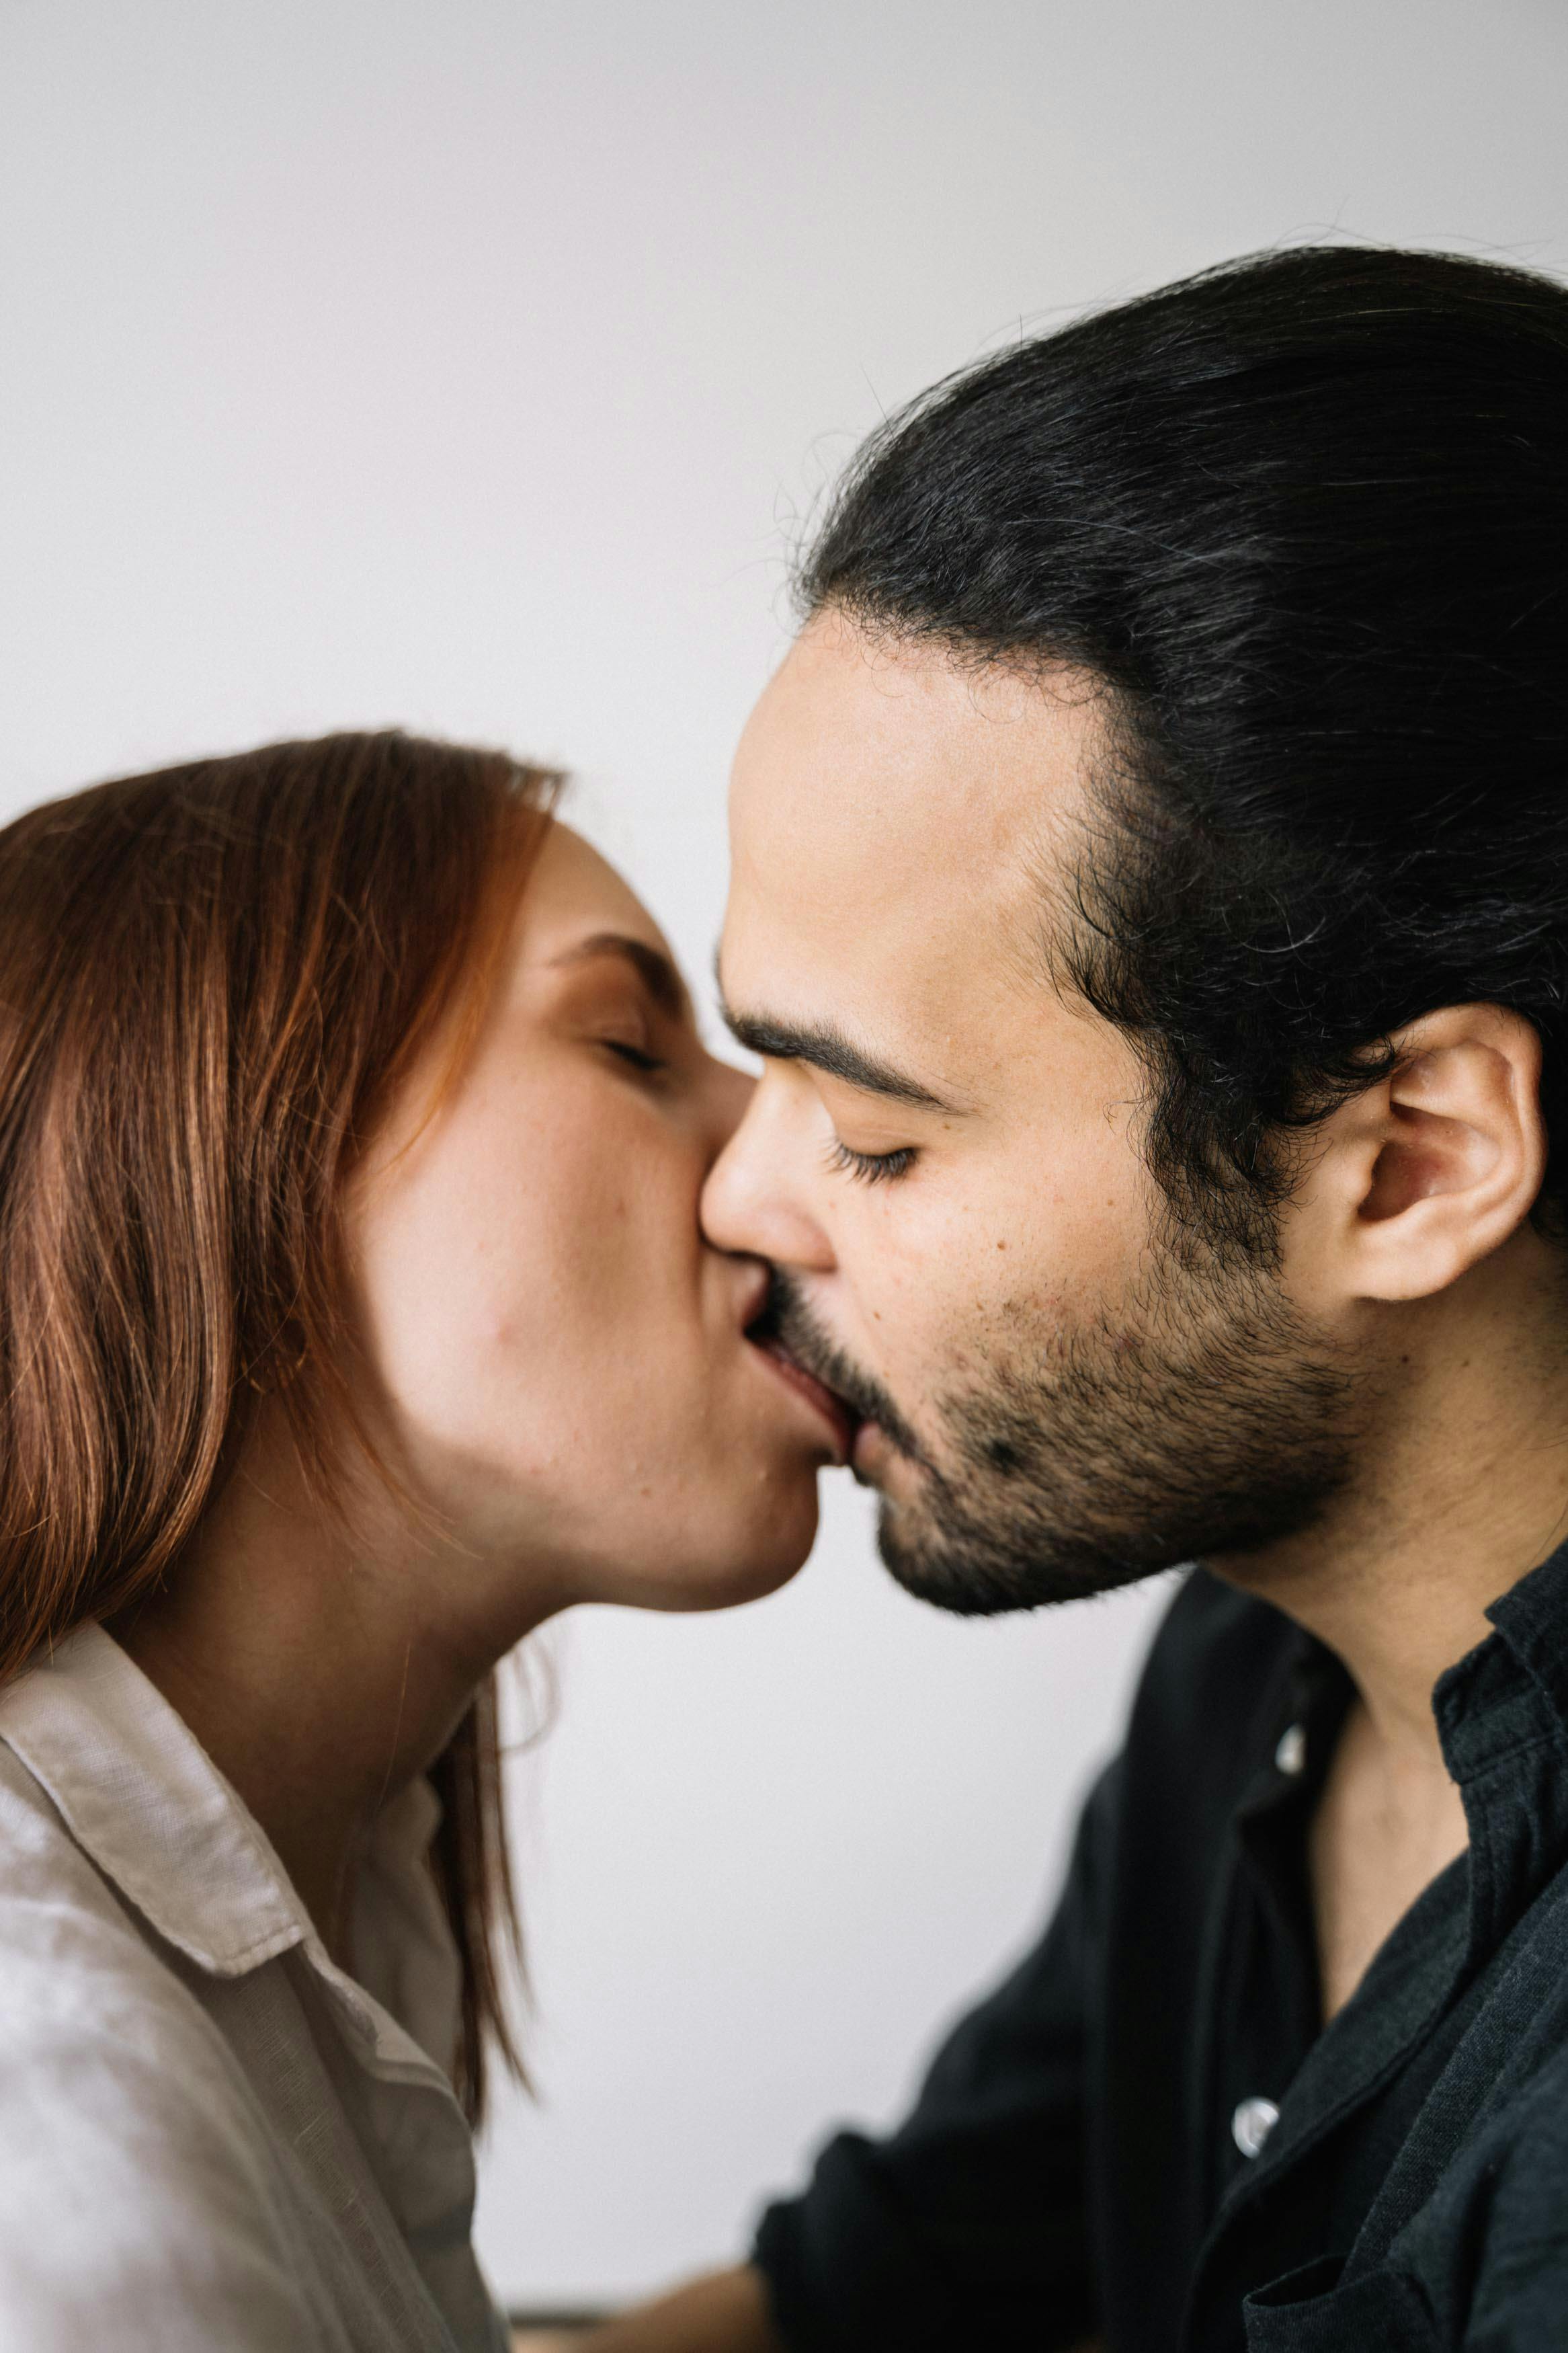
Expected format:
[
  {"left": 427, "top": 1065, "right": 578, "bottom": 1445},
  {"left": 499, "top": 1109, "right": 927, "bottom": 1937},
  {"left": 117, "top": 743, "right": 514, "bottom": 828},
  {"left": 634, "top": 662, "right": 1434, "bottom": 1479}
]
[{"left": 349, "top": 823, "right": 837, "bottom": 1626}]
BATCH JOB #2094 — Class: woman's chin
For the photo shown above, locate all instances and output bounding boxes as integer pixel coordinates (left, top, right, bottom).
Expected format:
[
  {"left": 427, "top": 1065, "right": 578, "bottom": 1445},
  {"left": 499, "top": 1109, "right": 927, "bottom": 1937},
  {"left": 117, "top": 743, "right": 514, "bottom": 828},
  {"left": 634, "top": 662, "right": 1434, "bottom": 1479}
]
[{"left": 611, "top": 1486, "right": 822, "bottom": 1616}]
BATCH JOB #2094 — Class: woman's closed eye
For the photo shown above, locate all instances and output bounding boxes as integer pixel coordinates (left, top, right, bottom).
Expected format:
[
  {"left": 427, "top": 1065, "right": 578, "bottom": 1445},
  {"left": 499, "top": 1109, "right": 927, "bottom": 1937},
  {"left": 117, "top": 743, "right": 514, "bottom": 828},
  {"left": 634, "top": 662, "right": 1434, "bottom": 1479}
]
[
  {"left": 825, "top": 1137, "right": 917, "bottom": 1186},
  {"left": 602, "top": 1035, "right": 667, "bottom": 1076}
]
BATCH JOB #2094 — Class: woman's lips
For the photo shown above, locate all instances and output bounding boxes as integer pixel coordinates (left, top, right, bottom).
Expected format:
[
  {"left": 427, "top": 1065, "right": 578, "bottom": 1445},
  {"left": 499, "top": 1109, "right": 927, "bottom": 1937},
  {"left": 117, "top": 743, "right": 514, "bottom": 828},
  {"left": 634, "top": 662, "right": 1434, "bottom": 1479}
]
[{"left": 749, "top": 1335, "right": 862, "bottom": 1466}]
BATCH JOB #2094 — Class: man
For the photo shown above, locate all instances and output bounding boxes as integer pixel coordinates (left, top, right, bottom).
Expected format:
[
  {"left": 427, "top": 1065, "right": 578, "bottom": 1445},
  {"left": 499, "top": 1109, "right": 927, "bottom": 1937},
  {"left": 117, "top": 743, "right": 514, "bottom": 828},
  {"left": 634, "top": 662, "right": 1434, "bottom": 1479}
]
[{"left": 582, "top": 245, "right": 1568, "bottom": 2350}]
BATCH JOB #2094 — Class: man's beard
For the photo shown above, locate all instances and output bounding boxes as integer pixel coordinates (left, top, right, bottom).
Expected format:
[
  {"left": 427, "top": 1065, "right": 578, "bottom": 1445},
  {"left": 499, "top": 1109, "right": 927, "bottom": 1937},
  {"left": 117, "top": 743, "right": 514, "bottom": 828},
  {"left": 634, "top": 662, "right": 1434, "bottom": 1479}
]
[{"left": 747, "top": 1229, "right": 1358, "bottom": 1616}]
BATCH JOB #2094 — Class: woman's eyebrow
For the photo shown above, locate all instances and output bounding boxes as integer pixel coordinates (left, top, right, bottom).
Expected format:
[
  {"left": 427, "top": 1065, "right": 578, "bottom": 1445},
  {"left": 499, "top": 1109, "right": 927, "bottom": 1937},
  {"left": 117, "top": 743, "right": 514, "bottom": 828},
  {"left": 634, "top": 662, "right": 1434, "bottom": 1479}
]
[{"left": 549, "top": 932, "right": 690, "bottom": 1019}]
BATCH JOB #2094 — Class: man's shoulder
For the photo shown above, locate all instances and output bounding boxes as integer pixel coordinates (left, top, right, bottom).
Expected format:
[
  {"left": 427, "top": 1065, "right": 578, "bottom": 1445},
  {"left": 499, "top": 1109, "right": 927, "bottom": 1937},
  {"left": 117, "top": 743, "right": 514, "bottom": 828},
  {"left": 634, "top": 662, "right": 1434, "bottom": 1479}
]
[
  {"left": 1122, "top": 1566, "right": 1305, "bottom": 1790},
  {"left": 1142, "top": 1562, "right": 1301, "bottom": 1692},
  {"left": 1393, "top": 2010, "right": 1568, "bottom": 2340}
]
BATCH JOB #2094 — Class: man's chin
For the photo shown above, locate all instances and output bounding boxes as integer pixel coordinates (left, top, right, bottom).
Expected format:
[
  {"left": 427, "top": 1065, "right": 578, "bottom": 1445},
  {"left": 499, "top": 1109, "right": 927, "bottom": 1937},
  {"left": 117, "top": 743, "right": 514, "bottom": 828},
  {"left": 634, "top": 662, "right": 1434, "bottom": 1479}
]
[
  {"left": 874, "top": 1492, "right": 1168, "bottom": 1618},
  {"left": 854, "top": 1413, "right": 1179, "bottom": 1613}
]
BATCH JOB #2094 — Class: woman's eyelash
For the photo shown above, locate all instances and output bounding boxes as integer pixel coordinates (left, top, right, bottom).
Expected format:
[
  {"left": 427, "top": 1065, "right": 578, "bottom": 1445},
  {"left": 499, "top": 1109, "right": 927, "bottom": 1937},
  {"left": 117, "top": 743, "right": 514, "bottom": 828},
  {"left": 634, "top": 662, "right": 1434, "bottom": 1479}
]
[
  {"left": 824, "top": 1138, "right": 917, "bottom": 1186},
  {"left": 604, "top": 1039, "right": 666, "bottom": 1074}
]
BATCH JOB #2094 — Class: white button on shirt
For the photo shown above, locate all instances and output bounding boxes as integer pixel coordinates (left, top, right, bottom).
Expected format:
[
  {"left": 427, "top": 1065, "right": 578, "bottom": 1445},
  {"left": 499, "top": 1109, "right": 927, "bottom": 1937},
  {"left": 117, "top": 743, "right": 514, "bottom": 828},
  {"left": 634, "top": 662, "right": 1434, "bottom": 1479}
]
[
  {"left": 0, "top": 1622, "right": 509, "bottom": 2353},
  {"left": 1231, "top": 2095, "right": 1281, "bottom": 2159}
]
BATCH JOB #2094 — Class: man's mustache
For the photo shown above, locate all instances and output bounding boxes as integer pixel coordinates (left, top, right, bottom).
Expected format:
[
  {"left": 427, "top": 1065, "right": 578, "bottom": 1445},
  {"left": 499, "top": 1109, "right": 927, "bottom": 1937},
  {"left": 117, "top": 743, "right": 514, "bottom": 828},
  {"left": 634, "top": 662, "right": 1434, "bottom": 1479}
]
[{"left": 747, "top": 1267, "right": 930, "bottom": 1469}]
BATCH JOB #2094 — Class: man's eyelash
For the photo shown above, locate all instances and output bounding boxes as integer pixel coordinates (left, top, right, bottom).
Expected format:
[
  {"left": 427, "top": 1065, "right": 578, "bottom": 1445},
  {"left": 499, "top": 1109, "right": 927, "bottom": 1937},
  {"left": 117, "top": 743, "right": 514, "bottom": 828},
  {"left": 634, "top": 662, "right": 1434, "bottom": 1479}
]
[{"left": 824, "top": 1138, "right": 917, "bottom": 1186}]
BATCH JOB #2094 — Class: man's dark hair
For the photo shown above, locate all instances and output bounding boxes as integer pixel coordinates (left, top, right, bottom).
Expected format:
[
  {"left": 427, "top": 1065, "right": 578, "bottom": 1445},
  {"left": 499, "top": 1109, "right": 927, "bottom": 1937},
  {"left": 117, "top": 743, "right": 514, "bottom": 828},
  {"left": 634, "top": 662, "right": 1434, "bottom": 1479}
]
[{"left": 800, "top": 245, "right": 1568, "bottom": 1257}]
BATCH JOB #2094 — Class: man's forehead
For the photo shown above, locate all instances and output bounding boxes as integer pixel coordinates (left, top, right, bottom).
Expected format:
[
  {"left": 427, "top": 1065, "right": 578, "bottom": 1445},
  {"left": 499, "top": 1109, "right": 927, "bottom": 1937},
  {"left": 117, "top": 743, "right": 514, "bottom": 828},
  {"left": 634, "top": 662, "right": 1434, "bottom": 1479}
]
[{"left": 727, "top": 619, "right": 1100, "bottom": 995}]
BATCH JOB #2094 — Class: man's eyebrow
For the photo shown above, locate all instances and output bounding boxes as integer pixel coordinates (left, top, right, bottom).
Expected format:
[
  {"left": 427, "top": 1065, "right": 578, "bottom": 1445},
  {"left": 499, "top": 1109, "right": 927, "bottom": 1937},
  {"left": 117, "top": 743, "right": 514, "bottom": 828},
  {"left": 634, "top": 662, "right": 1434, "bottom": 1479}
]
[
  {"left": 550, "top": 932, "right": 690, "bottom": 1019},
  {"left": 718, "top": 996, "right": 958, "bottom": 1112}
]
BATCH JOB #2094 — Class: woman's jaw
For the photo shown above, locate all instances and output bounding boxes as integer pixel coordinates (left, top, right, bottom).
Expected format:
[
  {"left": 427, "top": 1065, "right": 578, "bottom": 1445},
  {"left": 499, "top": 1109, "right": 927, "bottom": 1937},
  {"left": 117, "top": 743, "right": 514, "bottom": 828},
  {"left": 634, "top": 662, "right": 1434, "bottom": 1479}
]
[{"left": 343, "top": 822, "right": 833, "bottom": 1635}]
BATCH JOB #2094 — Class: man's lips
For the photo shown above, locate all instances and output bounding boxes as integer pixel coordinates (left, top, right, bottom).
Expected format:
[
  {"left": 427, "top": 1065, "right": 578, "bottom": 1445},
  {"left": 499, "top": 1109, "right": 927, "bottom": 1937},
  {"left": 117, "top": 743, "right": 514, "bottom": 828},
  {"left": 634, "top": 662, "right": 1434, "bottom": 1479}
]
[{"left": 748, "top": 1333, "right": 864, "bottom": 1466}]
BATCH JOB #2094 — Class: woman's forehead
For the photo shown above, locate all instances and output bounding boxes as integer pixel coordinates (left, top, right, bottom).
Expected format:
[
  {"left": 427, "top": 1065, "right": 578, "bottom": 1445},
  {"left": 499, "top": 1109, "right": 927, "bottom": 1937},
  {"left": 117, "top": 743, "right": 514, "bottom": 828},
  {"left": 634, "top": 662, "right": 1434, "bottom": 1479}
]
[{"left": 519, "top": 822, "right": 676, "bottom": 969}]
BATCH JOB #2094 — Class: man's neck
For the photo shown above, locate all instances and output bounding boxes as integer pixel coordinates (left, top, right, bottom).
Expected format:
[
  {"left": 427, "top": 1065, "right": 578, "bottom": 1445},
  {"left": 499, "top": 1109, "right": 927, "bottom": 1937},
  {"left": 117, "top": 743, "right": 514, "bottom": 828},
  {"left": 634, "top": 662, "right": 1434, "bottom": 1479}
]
[
  {"left": 1212, "top": 1233, "right": 1568, "bottom": 2018},
  {"left": 1223, "top": 1228, "right": 1568, "bottom": 1768}
]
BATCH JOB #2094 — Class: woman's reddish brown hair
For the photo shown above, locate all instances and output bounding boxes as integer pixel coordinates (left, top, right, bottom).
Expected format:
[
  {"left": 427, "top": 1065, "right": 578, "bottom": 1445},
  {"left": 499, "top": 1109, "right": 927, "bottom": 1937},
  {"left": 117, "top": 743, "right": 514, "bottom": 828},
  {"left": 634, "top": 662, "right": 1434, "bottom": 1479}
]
[{"left": 0, "top": 729, "right": 560, "bottom": 2120}]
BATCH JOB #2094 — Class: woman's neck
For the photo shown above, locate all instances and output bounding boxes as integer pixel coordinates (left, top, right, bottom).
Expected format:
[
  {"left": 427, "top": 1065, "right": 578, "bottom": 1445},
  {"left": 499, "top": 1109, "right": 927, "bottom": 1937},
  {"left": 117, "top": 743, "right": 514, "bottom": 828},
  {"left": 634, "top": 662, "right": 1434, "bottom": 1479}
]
[{"left": 112, "top": 1410, "right": 546, "bottom": 1964}]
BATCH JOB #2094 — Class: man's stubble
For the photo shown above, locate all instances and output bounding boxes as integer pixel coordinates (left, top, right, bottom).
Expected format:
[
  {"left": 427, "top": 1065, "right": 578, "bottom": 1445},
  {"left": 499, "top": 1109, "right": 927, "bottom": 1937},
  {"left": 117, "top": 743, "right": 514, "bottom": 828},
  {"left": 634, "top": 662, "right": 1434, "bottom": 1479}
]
[{"left": 755, "top": 1221, "right": 1360, "bottom": 1616}]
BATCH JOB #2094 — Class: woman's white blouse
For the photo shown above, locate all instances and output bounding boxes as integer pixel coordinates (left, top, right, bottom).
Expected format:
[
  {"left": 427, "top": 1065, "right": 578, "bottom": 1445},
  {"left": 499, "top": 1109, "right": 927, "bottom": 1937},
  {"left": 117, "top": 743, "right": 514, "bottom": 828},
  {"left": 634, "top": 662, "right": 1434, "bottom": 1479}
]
[{"left": 0, "top": 1622, "right": 510, "bottom": 2353}]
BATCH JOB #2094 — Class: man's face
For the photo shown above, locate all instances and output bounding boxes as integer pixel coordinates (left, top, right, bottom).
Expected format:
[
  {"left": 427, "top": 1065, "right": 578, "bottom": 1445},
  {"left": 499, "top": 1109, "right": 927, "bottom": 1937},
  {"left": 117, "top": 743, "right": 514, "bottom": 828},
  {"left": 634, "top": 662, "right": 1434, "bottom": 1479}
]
[{"left": 703, "top": 611, "right": 1354, "bottom": 1613}]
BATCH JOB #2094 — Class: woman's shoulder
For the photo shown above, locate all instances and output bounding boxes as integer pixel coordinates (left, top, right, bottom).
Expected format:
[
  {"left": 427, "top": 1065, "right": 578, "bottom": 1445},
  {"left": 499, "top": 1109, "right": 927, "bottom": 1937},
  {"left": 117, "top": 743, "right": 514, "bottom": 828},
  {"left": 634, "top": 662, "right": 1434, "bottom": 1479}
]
[
  {"left": 0, "top": 1732, "right": 268, "bottom": 2124},
  {"left": 2, "top": 1725, "right": 174, "bottom": 1952},
  {"left": 0, "top": 1742, "right": 325, "bottom": 2342}
]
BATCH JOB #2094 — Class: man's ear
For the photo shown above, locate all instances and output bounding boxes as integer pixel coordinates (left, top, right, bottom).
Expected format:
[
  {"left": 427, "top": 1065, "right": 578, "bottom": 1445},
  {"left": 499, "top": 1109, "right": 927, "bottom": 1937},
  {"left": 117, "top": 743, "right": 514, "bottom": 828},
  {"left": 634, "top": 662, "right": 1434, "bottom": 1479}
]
[{"left": 1306, "top": 1004, "right": 1546, "bottom": 1304}]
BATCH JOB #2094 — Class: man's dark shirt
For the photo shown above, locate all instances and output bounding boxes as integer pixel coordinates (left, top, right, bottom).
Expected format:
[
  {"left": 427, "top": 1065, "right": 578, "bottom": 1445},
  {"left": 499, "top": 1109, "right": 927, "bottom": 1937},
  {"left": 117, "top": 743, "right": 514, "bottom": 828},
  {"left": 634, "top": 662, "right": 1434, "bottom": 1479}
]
[{"left": 751, "top": 1555, "right": 1568, "bottom": 2350}]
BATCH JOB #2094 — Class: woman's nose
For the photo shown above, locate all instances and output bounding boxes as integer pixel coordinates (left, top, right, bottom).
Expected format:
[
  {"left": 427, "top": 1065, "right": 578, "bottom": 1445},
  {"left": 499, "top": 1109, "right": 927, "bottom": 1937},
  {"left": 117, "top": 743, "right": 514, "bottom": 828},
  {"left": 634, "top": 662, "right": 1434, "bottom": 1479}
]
[{"left": 703, "top": 1051, "right": 755, "bottom": 1153}]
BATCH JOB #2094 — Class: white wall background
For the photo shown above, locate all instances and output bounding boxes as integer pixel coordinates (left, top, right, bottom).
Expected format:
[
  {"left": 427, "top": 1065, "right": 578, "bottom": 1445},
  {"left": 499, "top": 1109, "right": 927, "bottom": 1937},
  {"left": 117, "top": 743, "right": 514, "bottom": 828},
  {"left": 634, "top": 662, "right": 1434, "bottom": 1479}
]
[{"left": 3, "top": 0, "right": 1567, "bottom": 2311}]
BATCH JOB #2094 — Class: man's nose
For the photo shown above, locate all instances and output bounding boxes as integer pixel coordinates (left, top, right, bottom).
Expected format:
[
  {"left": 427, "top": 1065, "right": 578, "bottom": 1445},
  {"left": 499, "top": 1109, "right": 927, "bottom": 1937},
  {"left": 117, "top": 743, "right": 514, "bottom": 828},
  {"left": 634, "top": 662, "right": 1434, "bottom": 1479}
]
[{"left": 700, "top": 1079, "right": 835, "bottom": 1271}]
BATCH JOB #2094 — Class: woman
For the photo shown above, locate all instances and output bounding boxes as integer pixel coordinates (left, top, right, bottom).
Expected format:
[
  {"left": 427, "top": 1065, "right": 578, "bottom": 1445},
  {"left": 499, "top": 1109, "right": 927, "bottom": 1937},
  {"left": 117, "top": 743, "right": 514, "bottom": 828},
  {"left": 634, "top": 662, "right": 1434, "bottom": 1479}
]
[{"left": 0, "top": 732, "right": 845, "bottom": 2352}]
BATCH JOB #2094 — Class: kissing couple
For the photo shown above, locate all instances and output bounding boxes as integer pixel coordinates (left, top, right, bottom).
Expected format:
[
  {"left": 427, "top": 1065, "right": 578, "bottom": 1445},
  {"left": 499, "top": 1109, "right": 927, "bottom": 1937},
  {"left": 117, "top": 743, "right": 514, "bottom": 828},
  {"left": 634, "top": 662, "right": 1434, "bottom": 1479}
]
[{"left": 5, "top": 244, "right": 1568, "bottom": 2353}]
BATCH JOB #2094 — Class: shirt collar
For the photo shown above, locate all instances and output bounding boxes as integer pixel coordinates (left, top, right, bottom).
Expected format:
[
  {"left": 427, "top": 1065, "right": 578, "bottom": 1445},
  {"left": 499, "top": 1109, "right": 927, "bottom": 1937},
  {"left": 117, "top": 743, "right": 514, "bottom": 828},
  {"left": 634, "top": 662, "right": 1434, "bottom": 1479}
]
[
  {"left": 0, "top": 1619, "right": 456, "bottom": 2070},
  {"left": 1235, "top": 1537, "right": 1568, "bottom": 1800},
  {"left": 0, "top": 1620, "right": 313, "bottom": 1975},
  {"left": 1436, "top": 1537, "right": 1568, "bottom": 1781}
]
